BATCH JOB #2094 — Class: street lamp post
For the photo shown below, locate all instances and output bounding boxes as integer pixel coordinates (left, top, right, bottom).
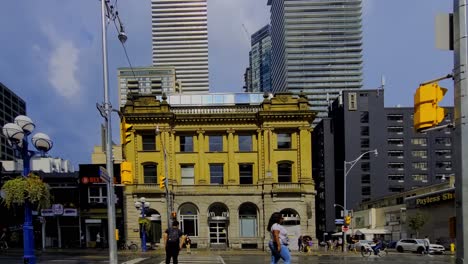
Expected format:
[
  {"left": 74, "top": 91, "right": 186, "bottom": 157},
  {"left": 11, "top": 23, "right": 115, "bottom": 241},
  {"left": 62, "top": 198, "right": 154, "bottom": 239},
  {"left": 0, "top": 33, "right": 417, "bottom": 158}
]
[
  {"left": 342, "top": 149, "right": 378, "bottom": 252},
  {"left": 156, "top": 126, "right": 172, "bottom": 229},
  {"left": 2, "top": 115, "right": 53, "bottom": 264},
  {"left": 134, "top": 197, "right": 150, "bottom": 252}
]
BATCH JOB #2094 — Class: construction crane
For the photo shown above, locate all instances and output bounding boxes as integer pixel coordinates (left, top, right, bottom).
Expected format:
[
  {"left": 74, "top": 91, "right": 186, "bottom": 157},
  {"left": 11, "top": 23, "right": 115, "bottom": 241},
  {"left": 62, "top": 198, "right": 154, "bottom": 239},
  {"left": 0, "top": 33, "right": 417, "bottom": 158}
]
[{"left": 242, "top": 23, "right": 250, "bottom": 43}]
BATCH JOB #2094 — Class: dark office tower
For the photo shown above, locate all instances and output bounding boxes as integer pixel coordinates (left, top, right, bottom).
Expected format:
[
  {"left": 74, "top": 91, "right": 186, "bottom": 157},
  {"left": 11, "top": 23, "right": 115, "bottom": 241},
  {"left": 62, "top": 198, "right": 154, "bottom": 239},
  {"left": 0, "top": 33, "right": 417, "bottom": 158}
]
[
  {"left": 0, "top": 82, "right": 26, "bottom": 160},
  {"left": 313, "top": 89, "right": 455, "bottom": 238},
  {"left": 268, "top": 0, "right": 363, "bottom": 124},
  {"left": 151, "top": 0, "right": 209, "bottom": 93},
  {"left": 246, "top": 25, "right": 272, "bottom": 93}
]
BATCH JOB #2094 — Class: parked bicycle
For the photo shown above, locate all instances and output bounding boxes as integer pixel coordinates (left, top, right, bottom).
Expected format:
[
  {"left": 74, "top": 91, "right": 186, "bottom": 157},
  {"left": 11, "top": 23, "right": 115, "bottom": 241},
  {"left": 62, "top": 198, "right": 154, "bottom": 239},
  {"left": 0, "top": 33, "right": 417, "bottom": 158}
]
[
  {"left": 361, "top": 243, "right": 388, "bottom": 257},
  {"left": 119, "top": 240, "right": 138, "bottom": 252}
]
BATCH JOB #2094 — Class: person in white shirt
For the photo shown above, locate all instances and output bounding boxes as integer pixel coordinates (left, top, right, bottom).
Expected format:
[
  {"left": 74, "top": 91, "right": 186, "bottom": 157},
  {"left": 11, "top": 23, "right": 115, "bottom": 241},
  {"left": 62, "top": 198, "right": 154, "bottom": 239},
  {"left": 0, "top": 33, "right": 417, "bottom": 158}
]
[
  {"left": 267, "top": 212, "right": 291, "bottom": 264},
  {"left": 424, "top": 236, "right": 430, "bottom": 254}
]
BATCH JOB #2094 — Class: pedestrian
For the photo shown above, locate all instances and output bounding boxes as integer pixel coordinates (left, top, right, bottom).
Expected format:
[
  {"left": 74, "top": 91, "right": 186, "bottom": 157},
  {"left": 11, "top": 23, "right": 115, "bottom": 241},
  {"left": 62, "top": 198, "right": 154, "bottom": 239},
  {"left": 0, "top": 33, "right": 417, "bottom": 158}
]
[
  {"left": 185, "top": 235, "right": 191, "bottom": 254},
  {"left": 164, "top": 220, "right": 184, "bottom": 264},
  {"left": 96, "top": 232, "right": 102, "bottom": 249},
  {"left": 424, "top": 236, "right": 430, "bottom": 254},
  {"left": 267, "top": 212, "right": 291, "bottom": 264},
  {"left": 298, "top": 235, "right": 303, "bottom": 252},
  {"left": 0, "top": 228, "right": 8, "bottom": 249},
  {"left": 307, "top": 239, "right": 313, "bottom": 254}
]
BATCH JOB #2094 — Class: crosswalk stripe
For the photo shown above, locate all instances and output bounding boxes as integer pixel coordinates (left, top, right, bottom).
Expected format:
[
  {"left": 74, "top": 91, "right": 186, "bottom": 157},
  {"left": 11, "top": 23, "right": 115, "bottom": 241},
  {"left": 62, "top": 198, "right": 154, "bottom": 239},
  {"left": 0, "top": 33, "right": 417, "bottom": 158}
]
[
  {"left": 122, "top": 257, "right": 149, "bottom": 264},
  {"left": 159, "top": 255, "right": 223, "bottom": 264}
]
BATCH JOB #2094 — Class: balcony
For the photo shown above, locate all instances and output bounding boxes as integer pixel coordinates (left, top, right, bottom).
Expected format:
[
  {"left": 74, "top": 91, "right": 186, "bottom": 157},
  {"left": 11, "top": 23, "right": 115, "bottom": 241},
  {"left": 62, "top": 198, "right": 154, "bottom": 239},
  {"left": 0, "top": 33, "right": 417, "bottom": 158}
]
[
  {"left": 272, "top": 183, "right": 303, "bottom": 193},
  {"left": 174, "top": 184, "right": 262, "bottom": 195}
]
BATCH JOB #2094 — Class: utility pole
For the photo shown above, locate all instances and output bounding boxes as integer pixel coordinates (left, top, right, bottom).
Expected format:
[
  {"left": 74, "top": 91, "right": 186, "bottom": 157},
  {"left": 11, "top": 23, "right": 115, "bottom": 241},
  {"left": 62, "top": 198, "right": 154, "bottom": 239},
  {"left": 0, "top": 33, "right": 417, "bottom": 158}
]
[{"left": 453, "top": 0, "right": 468, "bottom": 263}]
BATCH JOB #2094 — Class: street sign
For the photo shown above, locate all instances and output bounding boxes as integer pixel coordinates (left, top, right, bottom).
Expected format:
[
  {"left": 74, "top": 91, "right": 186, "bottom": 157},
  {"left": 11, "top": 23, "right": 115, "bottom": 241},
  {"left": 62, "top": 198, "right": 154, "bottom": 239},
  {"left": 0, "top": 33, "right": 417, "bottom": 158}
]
[
  {"left": 342, "top": 226, "right": 349, "bottom": 232},
  {"left": 99, "top": 166, "right": 111, "bottom": 183},
  {"left": 334, "top": 219, "right": 344, "bottom": 225}
]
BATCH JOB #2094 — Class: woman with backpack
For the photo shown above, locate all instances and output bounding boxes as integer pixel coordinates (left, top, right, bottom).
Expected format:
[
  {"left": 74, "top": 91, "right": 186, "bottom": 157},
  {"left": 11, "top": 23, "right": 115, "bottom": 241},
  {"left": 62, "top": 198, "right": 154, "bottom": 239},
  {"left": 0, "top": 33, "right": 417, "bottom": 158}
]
[{"left": 164, "top": 221, "right": 185, "bottom": 264}]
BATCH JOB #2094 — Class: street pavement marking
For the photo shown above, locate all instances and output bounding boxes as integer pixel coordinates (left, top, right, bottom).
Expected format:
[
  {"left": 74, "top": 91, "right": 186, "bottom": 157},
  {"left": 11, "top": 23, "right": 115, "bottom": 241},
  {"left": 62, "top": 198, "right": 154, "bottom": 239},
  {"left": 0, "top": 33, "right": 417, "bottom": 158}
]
[
  {"left": 159, "top": 255, "right": 223, "bottom": 264},
  {"left": 122, "top": 257, "right": 149, "bottom": 264}
]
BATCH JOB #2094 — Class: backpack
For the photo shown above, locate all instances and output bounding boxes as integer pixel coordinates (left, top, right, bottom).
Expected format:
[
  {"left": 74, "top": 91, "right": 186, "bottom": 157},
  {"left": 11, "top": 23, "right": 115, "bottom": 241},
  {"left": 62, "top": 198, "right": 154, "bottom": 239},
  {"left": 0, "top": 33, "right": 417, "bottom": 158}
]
[{"left": 167, "top": 228, "right": 181, "bottom": 243}]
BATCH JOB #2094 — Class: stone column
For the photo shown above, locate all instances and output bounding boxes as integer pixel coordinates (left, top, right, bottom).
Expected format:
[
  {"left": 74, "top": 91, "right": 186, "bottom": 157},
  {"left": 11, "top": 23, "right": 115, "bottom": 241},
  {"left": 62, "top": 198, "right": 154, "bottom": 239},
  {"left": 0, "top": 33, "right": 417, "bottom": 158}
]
[
  {"left": 299, "top": 126, "right": 313, "bottom": 183},
  {"left": 227, "top": 129, "right": 236, "bottom": 183},
  {"left": 197, "top": 129, "right": 206, "bottom": 184}
]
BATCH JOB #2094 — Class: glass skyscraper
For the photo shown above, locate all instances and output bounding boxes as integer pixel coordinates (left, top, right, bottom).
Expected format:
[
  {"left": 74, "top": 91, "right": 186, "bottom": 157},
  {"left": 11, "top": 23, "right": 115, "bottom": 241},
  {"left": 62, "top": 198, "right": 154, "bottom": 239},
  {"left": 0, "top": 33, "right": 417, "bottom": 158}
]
[
  {"left": 268, "top": 0, "right": 363, "bottom": 123},
  {"left": 246, "top": 25, "right": 272, "bottom": 93}
]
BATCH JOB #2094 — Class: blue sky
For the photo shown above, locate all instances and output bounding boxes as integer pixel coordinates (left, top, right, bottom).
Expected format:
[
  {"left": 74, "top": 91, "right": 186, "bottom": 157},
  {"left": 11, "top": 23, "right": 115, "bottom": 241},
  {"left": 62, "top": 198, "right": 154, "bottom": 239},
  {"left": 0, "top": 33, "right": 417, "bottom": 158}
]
[{"left": 0, "top": 0, "right": 454, "bottom": 167}]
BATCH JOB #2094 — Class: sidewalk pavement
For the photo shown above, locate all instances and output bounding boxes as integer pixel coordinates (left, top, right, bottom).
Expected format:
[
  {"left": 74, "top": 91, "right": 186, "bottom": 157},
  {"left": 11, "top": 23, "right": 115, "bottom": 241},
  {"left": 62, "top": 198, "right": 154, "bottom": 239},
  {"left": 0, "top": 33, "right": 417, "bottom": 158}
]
[{"left": 1, "top": 247, "right": 374, "bottom": 257}]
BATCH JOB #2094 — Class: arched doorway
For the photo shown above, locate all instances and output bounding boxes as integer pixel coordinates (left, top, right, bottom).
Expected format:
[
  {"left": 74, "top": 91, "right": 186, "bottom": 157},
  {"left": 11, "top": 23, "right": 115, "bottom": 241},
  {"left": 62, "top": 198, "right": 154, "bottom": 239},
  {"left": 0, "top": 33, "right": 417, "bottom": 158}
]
[
  {"left": 178, "top": 203, "right": 199, "bottom": 237},
  {"left": 146, "top": 208, "right": 162, "bottom": 247},
  {"left": 208, "top": 203, "right": 229, "bottom": 248},
  {"left": 279, "top": 208, "right": 301, "bottom": 251}
]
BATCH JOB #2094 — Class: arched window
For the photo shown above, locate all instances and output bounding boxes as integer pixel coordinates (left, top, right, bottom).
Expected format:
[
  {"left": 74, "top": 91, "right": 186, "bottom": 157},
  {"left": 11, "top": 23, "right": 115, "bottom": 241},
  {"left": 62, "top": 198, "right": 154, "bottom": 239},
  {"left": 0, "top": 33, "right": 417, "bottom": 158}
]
[
  {"left": 239, "top": 203, "right": 258, "bottom": 237},
  {"left": 278, "top": 162, "right": 292, "bottom": 182},
  {"left": 179, "top": 203, "right": 199, "bottom": 236},
  {"left": 142, "top": 163, "right": 157, "bottom": 183}
]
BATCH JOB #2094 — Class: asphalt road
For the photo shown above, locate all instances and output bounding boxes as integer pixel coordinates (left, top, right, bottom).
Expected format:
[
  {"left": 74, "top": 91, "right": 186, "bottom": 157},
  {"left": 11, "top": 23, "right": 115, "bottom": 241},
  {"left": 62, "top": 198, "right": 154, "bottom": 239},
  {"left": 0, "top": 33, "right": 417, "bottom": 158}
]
[{"left": 0, "top": 250, "right": 456, "bottom": 264}]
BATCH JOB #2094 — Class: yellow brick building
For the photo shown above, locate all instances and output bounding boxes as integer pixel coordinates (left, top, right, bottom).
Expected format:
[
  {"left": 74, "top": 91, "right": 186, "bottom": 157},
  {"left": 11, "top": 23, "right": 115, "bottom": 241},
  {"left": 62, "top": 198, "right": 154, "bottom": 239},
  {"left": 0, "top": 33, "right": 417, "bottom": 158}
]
[{"left": 120, "top": 92, "right": 316, "bottom": 250}]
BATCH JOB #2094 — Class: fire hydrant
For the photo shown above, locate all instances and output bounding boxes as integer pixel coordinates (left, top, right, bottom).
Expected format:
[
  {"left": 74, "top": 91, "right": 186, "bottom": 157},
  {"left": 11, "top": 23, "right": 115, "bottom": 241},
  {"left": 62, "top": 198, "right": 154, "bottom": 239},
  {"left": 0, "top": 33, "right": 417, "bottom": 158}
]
[{"left": 450, "top": 242, "right": 456, "bottom": 254}]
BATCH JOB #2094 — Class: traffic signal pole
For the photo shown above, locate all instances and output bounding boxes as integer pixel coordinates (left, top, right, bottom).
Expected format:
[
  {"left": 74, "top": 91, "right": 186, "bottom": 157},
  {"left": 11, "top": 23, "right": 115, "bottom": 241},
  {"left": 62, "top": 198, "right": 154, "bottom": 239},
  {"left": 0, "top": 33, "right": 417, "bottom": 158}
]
[{"left": 453, "top": 1, "right": 468, "bottom": 263}]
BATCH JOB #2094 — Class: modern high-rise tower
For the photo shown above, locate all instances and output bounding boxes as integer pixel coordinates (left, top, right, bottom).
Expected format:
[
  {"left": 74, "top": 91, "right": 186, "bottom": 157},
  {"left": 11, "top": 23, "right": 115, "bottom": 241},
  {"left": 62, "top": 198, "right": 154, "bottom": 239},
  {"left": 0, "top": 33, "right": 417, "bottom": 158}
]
[
  {"left": 267, "top": 0, "right": 363, "bottom": 123},
  {"left": 245, "top": 25, "right": 272, "bottom": 93},
  {"left": 151, "top": 0, "right": 209, "bottom": 93}
]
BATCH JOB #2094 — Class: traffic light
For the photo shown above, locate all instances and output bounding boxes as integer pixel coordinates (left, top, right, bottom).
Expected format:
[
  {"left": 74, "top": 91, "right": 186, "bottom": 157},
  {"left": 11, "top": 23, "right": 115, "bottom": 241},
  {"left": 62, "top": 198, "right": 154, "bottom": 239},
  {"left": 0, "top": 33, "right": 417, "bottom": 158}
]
[
  {"left": 120, "top": 118, "right": 133, "bottom": 145},
  {"left": 344, "top": 215, "right": 351, "bottom": 226},
  {"left": 159, "top": 175, "right": 166, "bottom": 190},
  {"left": 414, "top": 82, "right": 447, "bottom": 132},
  {"left": 120, "top": 161, "right": 133, "bottom": 184}
]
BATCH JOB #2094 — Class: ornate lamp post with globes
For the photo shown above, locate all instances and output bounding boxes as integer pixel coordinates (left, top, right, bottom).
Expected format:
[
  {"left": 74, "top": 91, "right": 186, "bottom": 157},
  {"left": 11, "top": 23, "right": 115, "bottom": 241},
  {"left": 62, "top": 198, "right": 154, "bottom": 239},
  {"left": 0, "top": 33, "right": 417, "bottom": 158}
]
[
  {"left": 2, "top": 115, "right": 53, "bottom": 264},
  {"left": 135, "top": 197, "right": 150, "bottom": 252}
]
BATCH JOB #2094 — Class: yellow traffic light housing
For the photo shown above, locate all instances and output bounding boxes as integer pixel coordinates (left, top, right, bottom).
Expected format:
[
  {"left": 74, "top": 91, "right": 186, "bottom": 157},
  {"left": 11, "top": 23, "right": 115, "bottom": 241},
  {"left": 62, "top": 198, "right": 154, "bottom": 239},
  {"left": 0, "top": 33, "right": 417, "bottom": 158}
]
[
  {"left": 414, "top": 82, "right": 447, "bottom": 132},
  {"left": 344, "top": 215, "right": 351, "bottom": 226},
  {"left": 159, "top": 175, "right": 166, "bottom": 190},
  {"left": 120, "top": 118, "right": 133, "bottom": 145},
  {"left": 120, "top": 161, "right": 133, "bottom": 184}
]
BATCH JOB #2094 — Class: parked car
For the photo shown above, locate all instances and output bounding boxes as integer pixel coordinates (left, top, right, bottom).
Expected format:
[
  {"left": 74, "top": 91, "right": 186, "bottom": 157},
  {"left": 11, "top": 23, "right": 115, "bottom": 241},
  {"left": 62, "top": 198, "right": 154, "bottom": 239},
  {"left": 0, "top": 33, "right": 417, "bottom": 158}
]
[{"left": 396, "top": 239, "right": 445, "bottom": 254}]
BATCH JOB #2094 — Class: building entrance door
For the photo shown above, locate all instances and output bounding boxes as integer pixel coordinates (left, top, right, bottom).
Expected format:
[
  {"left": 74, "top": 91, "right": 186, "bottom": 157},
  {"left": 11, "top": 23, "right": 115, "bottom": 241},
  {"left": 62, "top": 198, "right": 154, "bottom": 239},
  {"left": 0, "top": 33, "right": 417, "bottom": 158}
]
[{"left": 209, "top": 221, "right": 227, "bottom": 247}]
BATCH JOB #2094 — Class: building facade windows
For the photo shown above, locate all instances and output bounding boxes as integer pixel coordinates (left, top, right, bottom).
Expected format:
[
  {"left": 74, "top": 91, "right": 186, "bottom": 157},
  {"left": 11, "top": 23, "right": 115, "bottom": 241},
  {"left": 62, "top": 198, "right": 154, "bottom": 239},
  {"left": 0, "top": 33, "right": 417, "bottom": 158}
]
[
  {"left": 209, "top": 135, "right": 223, "bottom": 152},
  {"left": 361, "top": 174, "right": 370, "bottom": 184},
  {"left": 388, "top": 163, "right": 404, "bottom": 169},
  {"left": 361, "top": 126, "right": 369, "bottom": 136},
  {"left": 210, "top": 164, "right": 224, "bottom": 184},
  {"left": 388, "top": 138, "right": 404, "bottom": 146},
  {"left": 412, "top": 174, "right": 428, "bottom": 182},
  {"left": 180, "top": 135, "right": 193, "bottom": 152},
  {"left": 411, "top": 150, "right": 427, "bottom": 158},
  {"left": 435, "top": 137, "right": 452, "bottom": 145},
  {"left": 238, "top": 135, "right": 252, "bottom": 152},
  {"left": 88, "top": 186, "right": 107, "bottom": 203},
  {"left": 435, "top": 149, "right": 452, "bottom": 157},
  {"left": 181, "top": 165, "right": 195, "bottom": 185},
  {"left": 361, "top": 162, "right": 370, "bottom": 172},
  {"left": 277, "top": 162, "right": 292, "bottom": 182},
  {"left": 239, "top": 164, "right": 253, "bottom": 184},
  {"left": 360, "top": 111, "right": 369, "bottom": 123},
  {"left": 143, "top": 163, "right": 157, "bottom": 183},
  {"left": 387, "top": 126, "right": 404, "bottom": 133},
  {"left": 361, "top": 138, "right": 369, "bottom": 148},
  {"left": 277, "top": 133, "right": 291, "bottom": 149},
  {"left": 142, "top": 134, "right": 156, "bottom": 151},
  {"left": 436, "top": 161, "right": 452, "bottom": 170},
  {"left": 388, "top": 174, "right": 404, "bottom": 181},
  {"left": 239, "top": 203, "right": 257, "bottom": 237},
  {"left": 412, "top": 162, "right": 428, "bottom": 170},
  {"left": 388, "top": 150, "right": 404, "bottom": 158},
  {"left": 387, "top": 114, "right": 403, "bottom": 122},
  {"left": 362, "top": 186, "right": 371, "bottom": 196},
  {"left": 411, "top": 138, "right": 427, "bottom": 145}
]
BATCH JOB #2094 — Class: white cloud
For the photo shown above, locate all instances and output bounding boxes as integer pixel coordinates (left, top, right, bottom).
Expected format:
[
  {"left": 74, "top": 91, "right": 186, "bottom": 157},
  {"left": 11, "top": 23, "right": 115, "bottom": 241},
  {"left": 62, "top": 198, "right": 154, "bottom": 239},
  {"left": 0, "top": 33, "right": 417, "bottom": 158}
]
[
  {"left": 41, "top": 24, "right": 81, "bottom": 101},
  {"left": 49, "top": 41, "right": 80, "bottom": 99}
]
